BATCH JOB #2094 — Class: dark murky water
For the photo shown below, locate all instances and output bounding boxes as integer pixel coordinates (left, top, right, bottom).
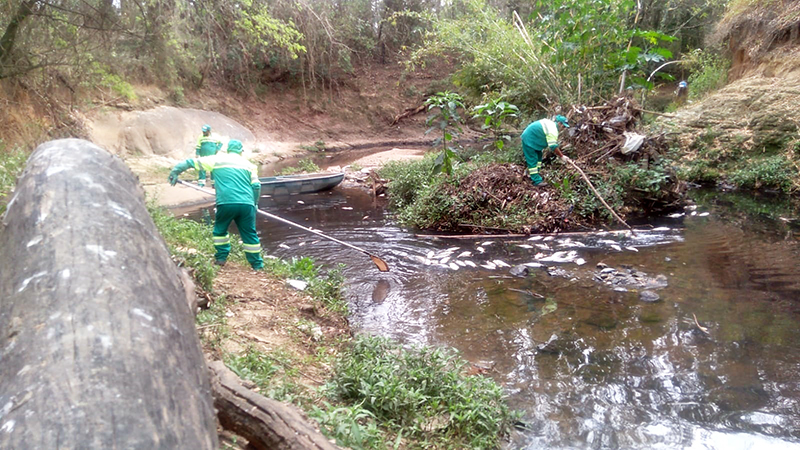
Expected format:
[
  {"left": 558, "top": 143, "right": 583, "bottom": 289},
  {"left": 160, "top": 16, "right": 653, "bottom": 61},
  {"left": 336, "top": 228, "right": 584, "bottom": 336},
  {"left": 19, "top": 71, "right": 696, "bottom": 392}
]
[{"left": 179, "top": 184, "right": 800, "bottom": 449}]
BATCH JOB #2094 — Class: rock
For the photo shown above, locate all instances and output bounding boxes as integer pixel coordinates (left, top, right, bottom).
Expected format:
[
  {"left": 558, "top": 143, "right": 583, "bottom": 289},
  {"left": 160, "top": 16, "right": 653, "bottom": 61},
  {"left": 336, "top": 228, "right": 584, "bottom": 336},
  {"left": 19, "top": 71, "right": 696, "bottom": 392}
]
[
  {"left": 510, "top": 265, "right": 530, "bottom": 277},
  {"left": 639, "top": 290, "right": 661, "bottom": 302}
]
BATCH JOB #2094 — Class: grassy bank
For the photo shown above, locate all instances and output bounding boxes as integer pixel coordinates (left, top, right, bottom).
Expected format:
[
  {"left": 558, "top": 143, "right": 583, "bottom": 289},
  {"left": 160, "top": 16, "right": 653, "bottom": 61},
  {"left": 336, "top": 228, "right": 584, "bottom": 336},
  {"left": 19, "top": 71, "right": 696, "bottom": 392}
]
[
  {"left": 0, "top": 141, "right": 30, "bottom": 215},
  {"left": 150, "top": 207, "right": 518, "bottom": 449}
]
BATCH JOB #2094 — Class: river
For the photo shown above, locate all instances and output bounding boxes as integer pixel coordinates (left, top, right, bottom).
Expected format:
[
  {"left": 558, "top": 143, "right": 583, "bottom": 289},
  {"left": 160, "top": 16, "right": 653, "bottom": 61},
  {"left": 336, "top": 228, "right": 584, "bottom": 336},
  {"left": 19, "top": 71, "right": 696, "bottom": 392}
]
[{"left": 178, "top": 177, "right": 800, "bottom": 449}]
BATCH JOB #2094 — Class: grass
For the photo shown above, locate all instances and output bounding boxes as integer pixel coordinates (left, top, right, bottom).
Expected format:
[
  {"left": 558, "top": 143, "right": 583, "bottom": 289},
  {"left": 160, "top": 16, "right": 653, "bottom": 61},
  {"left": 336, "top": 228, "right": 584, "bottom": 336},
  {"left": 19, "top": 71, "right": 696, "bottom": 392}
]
[
  {"left": 314, "top": 334, "right": 518, "bottom": 449},
  {"left": 278, "top": 159, "right": 321, "bottom": 175},
  {"left": 263, "top": 256, "right": 347, "bottom": 314}
]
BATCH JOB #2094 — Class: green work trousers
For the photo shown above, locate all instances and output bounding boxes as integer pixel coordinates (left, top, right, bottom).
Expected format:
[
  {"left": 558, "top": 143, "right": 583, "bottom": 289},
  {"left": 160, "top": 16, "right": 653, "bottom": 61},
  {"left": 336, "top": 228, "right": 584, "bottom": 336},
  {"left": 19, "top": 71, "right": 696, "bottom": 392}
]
[
  {"left": 523, "top": 147, "right": 544, "bottom": 185},
  {"left": 212, "top": 203, "right": 264, "bottom": 269},
  {"left": 197, "top": 148, "right": 216, "bottom": 183}
]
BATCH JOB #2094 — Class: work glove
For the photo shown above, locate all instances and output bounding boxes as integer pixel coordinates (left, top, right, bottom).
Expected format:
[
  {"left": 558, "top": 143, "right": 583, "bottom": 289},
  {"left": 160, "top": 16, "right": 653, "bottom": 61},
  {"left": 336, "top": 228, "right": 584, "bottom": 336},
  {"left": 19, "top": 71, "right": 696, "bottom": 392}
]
[{"left": 168, "top": 170, "right": 179, "bottom": 186}]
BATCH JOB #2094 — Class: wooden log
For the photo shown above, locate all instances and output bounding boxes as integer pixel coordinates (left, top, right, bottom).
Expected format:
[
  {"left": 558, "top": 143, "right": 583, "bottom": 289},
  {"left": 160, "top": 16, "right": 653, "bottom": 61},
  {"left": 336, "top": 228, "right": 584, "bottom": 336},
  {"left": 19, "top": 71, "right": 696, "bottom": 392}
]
[
  {"left": 0, "top": 139, "right": 217, "bottom": 448},
  {"left": 207, "top": 360, "right": 338, "bottom": 450}
]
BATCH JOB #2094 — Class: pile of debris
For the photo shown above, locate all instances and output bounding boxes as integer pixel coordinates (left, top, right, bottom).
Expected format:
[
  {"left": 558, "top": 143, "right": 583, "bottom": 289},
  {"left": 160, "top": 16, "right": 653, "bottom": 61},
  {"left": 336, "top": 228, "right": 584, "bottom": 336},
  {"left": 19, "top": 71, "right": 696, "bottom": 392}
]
[{"left": 441, "top": 163, "right": 588, "bottom": 233}]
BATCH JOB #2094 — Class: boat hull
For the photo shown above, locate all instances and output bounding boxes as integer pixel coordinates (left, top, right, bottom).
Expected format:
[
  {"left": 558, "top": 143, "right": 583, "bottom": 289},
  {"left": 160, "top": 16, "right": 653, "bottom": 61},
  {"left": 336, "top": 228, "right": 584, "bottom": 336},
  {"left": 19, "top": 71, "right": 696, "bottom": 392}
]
[{"left": 259, "top": 172, "right": 344, "bottom": 195}]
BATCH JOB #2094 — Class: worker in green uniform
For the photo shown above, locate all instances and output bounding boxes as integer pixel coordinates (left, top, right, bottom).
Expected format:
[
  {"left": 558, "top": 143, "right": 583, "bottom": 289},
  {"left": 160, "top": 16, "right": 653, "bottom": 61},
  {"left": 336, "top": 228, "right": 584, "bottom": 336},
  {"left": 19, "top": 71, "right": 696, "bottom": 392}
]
[
  {"left": 195, "top": 124, "right": 223, "bottom": 187},
  {"left": 520, "top": 115, "right": 570, "bottom": 187},
  {"left": 168, "top": 139, "right": 264, "bottom": 270}
]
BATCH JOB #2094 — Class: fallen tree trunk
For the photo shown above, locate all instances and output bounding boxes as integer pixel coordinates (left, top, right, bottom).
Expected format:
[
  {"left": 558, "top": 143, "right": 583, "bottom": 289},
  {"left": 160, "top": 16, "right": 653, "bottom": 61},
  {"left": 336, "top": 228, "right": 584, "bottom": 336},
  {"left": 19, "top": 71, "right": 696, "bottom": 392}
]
[
  {"left": 207, "top": 360, "right": 338, "bottom": 450},
  {"left": 0, "top": 139, "right": 217, "bottom": 448}
]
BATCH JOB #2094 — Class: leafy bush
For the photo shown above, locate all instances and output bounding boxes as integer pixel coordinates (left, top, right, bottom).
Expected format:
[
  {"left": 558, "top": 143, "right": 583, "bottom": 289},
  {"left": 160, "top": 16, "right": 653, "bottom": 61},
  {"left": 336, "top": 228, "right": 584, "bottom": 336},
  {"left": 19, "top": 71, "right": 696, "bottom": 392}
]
[
  {"left": 729, "top": 155, "right": 796, "bottom": 192},
  {"left": 378, "top": 155, "right": 438, "bottom": 209},
  {"left": 278, "top": 159, "right": 321, "bottom": 175},
  {"left": 0, "top": 143, "right": 28, "bottom": 215},
  {"left": 322, "top": 335, "right": 516, "bottom": 449},
  {"left": 686, "top": 49, "right": 730, "bottom": 99}
]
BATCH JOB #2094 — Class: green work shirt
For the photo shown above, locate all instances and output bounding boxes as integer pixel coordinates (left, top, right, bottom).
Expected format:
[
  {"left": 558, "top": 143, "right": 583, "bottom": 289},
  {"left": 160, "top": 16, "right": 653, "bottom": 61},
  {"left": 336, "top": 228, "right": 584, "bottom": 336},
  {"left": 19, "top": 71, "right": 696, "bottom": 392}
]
[
  {"left": 182, "top": 152, "right": 260, "bottom": 205},
  {"left": 521, "top": 119, "right": 559, "bottom": 153},
  {"left": 195, "top": 135, "right": 223, "bottom": 156}
]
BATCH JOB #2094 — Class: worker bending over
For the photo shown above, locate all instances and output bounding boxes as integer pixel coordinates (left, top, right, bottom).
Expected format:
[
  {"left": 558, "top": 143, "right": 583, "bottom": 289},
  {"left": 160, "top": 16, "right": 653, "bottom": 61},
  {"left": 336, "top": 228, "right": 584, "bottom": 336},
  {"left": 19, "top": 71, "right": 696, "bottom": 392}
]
[
  {"left": 169, "top": 139, "right": 264, "bottom": 270},
  {"left": 520, "top": 115, "right": 570, "bottom": 187}
]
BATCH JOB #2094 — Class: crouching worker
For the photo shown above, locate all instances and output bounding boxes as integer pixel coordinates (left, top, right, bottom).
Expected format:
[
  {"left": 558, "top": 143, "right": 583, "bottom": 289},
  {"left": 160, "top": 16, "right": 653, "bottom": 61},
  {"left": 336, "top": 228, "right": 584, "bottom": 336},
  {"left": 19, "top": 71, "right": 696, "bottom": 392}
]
[
  {"left": 168, "top": 139, "right": 264, "bottom": 270},
  {"left": 520, "top": 115, "right": 570, "bottom": 187}
]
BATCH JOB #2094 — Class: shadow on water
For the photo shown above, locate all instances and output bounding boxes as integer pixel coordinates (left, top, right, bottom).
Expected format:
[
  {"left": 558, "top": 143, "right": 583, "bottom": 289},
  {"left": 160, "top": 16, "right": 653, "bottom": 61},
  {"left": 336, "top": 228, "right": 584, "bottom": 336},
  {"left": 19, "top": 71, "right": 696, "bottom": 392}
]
[{"left": 176, "top": 185, "right": 800, "bottom": 449}]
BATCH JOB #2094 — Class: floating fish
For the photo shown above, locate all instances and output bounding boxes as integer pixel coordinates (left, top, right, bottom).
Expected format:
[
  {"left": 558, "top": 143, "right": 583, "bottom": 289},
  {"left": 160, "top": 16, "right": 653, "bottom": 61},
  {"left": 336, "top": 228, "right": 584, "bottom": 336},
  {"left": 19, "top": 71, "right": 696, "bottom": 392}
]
[
  {"left": 492, "top": 259, "right": 511, "bottom": 268},
  {"left": 298, "top": 242, "right": 306, "bottom": 246},
  {"left": 691, "top": 211, "right": 697, "bottom": 216},
  {"left": 297, "top": 200, "right": 304, "bottom": 204},
  {"left": 463, "top": 260, "right": 477, "bottom": 267},
  {"left": 686, "top": 205, "right": 698, "bottom": 211},
  {"left": 651, "top": 227, "right": 670, "bottom": 231},
  {"left": 610, "top": 244, "right": 622, "bottom": 252},
  {"left": 362, "top": 215, "right": 370, "bottom": 220},
  {"left": 477, "top": 246, "right": 485, "bottom": 253},
  {"left": 524, "top": 262, "right": 544, "bottom": 268},
  {"left": 440, "top": 257, "right": 450, "bottom": 264},
  {"left": 480, "top": 262, "right": 497, "bottom": 269},
  {"left": 342, "top": 206, "right": 353, "bottom": 210},
  {"left": 534, "top": 252, "right": 546, "bottom": 260},
  {"left": 516, "top": 244, "right": 533, "bottom": 249},
  {"left": 543, "top": 236, "right": 554, "bottom": 241},
  {"left": 535, "top": 244, "right": 551, "bottom": 251},
  {"left": 599, "top": 239, "right": 617, "bottom": 245},
  {"left": 446, "top": 247, "right": 460, "bottom": 252},
  {"left": 426, "top": 250, "right": 436, "bottom": 259},
  {"left": 559, "top": 240, "right": 586, "bottom": 248},
  {"left": 698, "top": 212, "right": 710, "bottom": 217},
  {"left": 481, "top": 241, "right": 495, "bottom": 246},
  {"left": 668, "top": 213, "right": 684, "bottom": 218},
  {"left": 455, "top": 260, "right": 466, "bottom": 267},
  {"left": 575, "top": 258, "right": 587, "bottom": 266},
  {"left": 457, "top": 251, "right": 473, "bottom": 258},
  {"left": 449, "top": 262, "right": 459, "bottom": 270},
  {"left": 625, "top": 246, "right": 639, "bottom": 252},
  {"left": 539, "top": 251, "right": 573, "bottom": 263},
  {"left": 278, "top": 243, "right": 290, "bottom": 249},
  {"left": 528, "top": 236, "right": 543, "bottom": 241}
]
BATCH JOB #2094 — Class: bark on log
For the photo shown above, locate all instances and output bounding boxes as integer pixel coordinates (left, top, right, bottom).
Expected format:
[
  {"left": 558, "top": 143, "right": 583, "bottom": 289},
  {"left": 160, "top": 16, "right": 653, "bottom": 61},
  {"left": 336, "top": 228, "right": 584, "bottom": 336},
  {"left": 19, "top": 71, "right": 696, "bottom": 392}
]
[
  {"left": 207, "top": 360, "right": 338, "bottom": 450},
  {"left": 0, "top": 139, "right": 217, "bottom": 448}
]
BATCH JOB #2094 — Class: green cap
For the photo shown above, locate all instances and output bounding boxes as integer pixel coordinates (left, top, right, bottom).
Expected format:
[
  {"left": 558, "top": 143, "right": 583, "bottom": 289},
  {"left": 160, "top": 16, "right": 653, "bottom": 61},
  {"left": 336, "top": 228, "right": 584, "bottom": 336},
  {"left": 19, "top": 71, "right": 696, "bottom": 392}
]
[
  {"left": 227, "top": 139, "right": 243, "bottom": 154},
  {"left": 202, "top": 124, "right": 211, "bottom": 133},
  {"left": 554, "top": 115, "right": 569, "bottom": 128}
]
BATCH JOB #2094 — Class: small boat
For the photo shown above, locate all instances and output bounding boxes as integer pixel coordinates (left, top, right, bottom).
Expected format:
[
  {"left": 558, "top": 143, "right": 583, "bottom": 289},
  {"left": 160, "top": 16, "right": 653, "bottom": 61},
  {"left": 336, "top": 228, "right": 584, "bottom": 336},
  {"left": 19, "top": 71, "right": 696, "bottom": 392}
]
[{"left": 259, "top": 172, "right": 344, "bottom": 195}]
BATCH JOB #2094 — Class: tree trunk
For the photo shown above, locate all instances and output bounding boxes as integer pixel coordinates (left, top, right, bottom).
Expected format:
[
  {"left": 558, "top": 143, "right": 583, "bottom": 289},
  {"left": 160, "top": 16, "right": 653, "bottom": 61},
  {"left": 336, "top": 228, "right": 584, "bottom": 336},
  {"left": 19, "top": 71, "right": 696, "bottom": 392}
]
[
  {"left": 0, "top": 139, "right": 218, "bottom": 448},
  {"left": 208, "top": 360, "right": 339, "bottom": 450},
  {"left": 0, "top": 0, "right": 39, "bottom": 74}
]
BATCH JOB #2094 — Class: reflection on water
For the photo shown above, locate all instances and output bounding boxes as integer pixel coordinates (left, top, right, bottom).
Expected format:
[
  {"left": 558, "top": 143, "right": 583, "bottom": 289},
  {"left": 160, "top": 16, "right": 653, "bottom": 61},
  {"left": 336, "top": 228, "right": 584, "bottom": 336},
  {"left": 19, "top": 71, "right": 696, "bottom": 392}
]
[{"left": 179, "top": 187, "right": 800, "bottom": 449}]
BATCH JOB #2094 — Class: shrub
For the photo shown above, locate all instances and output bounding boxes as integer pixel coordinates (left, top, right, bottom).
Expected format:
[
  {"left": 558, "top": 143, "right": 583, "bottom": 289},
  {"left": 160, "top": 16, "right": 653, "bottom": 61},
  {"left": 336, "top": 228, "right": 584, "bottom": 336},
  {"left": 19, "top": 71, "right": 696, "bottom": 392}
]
[{"left": 729, "top": 155, "right": 796, "bottom": 192}]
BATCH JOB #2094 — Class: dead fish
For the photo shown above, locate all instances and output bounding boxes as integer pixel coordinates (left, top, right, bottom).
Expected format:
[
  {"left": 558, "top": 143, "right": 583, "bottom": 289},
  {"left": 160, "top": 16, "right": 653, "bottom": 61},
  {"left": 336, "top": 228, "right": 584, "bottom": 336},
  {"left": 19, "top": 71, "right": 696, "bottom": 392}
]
[
  {"left": 534, "top": 252, "right": 546, "bottom": 260},
  {"left": 610, "top": 244, "right": 622, "bottom": 252},
  {"left": 685, "top": 205, "right": 698, "bottom": 211},
  {"left": 446, "top": 246, "right": 460, "bottom": 252},
  {"left": 528, "top": 236, "right": 543, "bottom": 241},
  {"left": 372, "top": 279, "right": 391, "bottom": 303},
  {"left": 698, "top": 212, "right": 709, "bottom": 217},
  {"left": 463, "top": 260, "right": 477, "bottom": 267},
  {"left": 539, "top": 251, "right": 570, "bottom": 263},
  {"left": 457, "top": 251, "right": 473, "bottom": 258},
  {"left": 449, "top": 262, "right": 459, "bottom": 270},
  {"left": 575, "top": 258, "right": 587, "bottom": 266},
  {"left": 625, "top": 246, "right": 639, "bottom": 252},
  {"left": 299, "top": 242, "right": 306, "bottom": 246},
  {"left": 455, "top": 260, "right": 466, "bottom": 267},
  {"left": 651, "top": 227, "right": 670, "bottom": 231},
  {"left": 524, "top": 262, "right": 543, "bottom": 268},
  {"left": 440, "top": 257, "right": 451, "bottom": 264},
  {"left": 278, "top": 243, "right": 291, "bottom": 249},
  {"left": 426, "top": 250, "right": 436, "bottom": 259},
  {"left": 516, "top": 244, "right": 533, "bottom": 249},
  {"left": 492, "top": 259, "right": 510, "bottom": 268},
  {"left": 477, "top": 246, "right": 485, "bottom": 253},
  {"left": 543, "top": 236, "right": 554, "bottom": 241},
  {"left": 535, "top": 244, "right": 550, "bottom": 251},
  {"left": 480, "top": 262, "right": 497, "bottom": 269},
  {"left": 691, "top": 211, "right": 697, "bottom": 216},
  {"left": 362, "top": 215, "right": 370, "bottom": 220},
  {"left": 297, "top": 200, "right": 304, "bottom": 204},
  {"left": 668, "top": 213, "right": 684, "bottom": 218},
  {"left": 481, "top": 241, "right": 495, "bottom": 246},
  {"left": 342, "top": 206, "right": 353, "bottom": 210}
]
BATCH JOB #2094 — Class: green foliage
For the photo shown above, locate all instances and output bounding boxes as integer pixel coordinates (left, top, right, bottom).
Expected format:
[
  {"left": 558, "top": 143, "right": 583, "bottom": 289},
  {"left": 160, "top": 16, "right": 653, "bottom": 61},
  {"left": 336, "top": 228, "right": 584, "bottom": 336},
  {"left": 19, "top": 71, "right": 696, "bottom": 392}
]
[
  {"left": 310, "top": 403, "right": 387, "bottom": 449},
  {"left": 301, "top": 140, "right": 327, "bottom": 152},
  {"left": 196, "top": 295, "right": 231, "bottom": 351},
  {"left": 278, "top": 159, "right": 321, "bottom": 175},
  {"left": 471, "top": 98, "right": 520, "bottom": 151},
  {"left": 0, "top": 142, "right": 28, "bottom": 215},
  {"left": 729, "top": 155, "right": 797, "bottom": 192},
  {"left": 378, "top": 154, "right": 438, "bottom": 210},
  {"left": 148, "top": 202, "right": 248, "bottom": 291},
  {"left": 322, "top": 334, "right": 516, "bottom": 449},
  {"left": 685, "top": 49, "right": 730, "bottom": 99},
  {"left": 263, "top": 256, "right": 347, "bottom": 313},
  {"left": 226, "top": 346, "right": 280, "bottom": 390},
  {"left": 425, "top": 91, "right": 465, "bottom": 175}
]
